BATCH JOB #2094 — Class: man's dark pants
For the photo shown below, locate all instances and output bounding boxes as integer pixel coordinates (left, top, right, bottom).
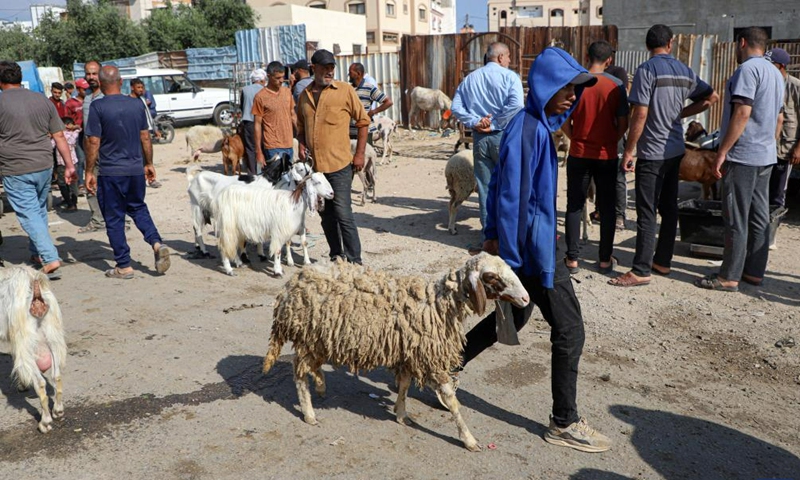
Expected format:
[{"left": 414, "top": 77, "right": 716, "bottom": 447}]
[
  {"left": 462, "top": 246, "right": 584, "bottom": 428},
  {"left": 321, "top": 164, "right": 362, "bottom": 264},
  {"left": 720, "top": 162, "right": 772, "bottom": 281},
  {"left": 565, "top": 156, "right": 618, "bottom": 263},
  {"left": 631, "top": 155, "right": 682, "bottom": 276},
  {"left": 97, "top": 174, "right": 162, "bottom": 269},
  {"left": 241, "top": 120, "right": 258, "bottom": 175},
  {"left": 768, "top": 159, "right": 792, "bottom": 207}
]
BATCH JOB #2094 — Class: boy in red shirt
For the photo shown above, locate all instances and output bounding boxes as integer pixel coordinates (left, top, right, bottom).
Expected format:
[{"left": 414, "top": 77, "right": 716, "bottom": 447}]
[{"left": 562, "top": 40, "right": 629, "bottom": 274}]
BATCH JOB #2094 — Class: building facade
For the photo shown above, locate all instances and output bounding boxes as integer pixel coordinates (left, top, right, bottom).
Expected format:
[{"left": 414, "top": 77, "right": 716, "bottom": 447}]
[
  {"left": 431, "top": 0, "right": 457, "bottom": 34},
  {"left": 247, "top": 0, "right": 431, "bottom": 53},
  {"left": 109, "top": 0, "right": 193, "bottom": 23},
  {"left": 487, "top": 0, "right": 603, "bottom": 30},
  {"left": 251, "top": 5, "right": 367, "bottom": 55},
  {"left": 603, "top": 0, "right": 800, "bottom": 50}
]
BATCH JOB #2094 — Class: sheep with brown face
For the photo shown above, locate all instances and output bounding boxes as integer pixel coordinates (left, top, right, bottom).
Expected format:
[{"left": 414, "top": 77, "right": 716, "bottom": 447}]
[{"left": 262, "top": 253, "right": 530, "bottom": 452}]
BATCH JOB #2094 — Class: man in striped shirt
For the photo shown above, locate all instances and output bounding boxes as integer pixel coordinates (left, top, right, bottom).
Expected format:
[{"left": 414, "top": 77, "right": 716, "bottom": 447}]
[{"left": 348, "top": 63, "right": 393, "bottom": 143}]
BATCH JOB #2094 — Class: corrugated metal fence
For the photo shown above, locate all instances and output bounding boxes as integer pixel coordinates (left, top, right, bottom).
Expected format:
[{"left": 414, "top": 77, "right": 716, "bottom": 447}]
[
  {"left": 399, "top": 26, "right": 619, "bottom": 128},
  {"left": 235, "top": 25, "right": 307, "bottom": 65},
  {"left": 335, "top": 52, "right": 402, "bottom": 121}
]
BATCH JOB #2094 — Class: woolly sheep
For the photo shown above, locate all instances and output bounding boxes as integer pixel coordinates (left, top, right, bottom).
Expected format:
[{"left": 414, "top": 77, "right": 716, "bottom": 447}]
[
  {"left": 262, "top": 253, "right": 530, "bottom": 452},
  {"left": 408, "top": 86, "right": 452, "bottom": 131},
  {"left": 185, "top": 125, "right": 226, "bottom": 162},
  {"left": 445, "top": 149, "right": 477, "bottom": 235},
  {"left": 350, "top": 139, "right": 378, "bottom": 206},
  {"left": 0, "top": 266, "right": 66, "bottom": 433}
]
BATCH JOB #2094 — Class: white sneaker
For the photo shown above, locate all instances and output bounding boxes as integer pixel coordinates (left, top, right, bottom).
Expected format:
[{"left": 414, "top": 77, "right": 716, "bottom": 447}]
[{"left": 544, "top": 416, "right": 612, "bottom": 453}]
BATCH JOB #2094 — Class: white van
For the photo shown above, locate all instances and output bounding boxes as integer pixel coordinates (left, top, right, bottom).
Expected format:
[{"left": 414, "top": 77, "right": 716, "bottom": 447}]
[{"left": 119, "top": 67, "right": 232, "bottom": 126}]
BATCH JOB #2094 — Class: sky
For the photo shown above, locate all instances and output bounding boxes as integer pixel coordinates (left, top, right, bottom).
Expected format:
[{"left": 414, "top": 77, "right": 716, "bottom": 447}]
[{"left": 4, "top": 0, "right": 489, "bottom": 31}]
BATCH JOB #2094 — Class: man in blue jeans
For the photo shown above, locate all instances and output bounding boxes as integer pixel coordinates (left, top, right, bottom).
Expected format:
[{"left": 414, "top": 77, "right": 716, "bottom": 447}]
[
  {"left": 0, "top": 61, "right": 76, "bottom": 279},
  {"left": 459, "top": 48, "right": 611, "bottom": 453},
  {"left": 696, "top": 27, "right": 784, "bottom": 292},
  {"left": 451, "top": 42, "right": 524, "bottom": 253},
  {"left": 85, "top": 65, "right": 170, "bottom": 279}
]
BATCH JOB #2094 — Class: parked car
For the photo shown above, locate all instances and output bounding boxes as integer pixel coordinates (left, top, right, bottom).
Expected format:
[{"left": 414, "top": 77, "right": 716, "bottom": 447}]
[{"left": 119, "top": 68, "right": 233, "bottom": 127}]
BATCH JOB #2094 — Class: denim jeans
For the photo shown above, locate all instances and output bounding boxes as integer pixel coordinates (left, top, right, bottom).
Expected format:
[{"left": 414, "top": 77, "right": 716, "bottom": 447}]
[
  {"left": 473, "top": 131, "right": 503, "bottom": 238},
  {"left": 321, "top": 164, "right": 362, "bottom": 264},
  {"left": 3, "top": 168, "right": 60, "bottom": 264},
  {"left": 462, "top": 244, "right": 585, "bottom": 428},
  {"left": 565, "top": 156, "right": 618, "bottom": 263},
  {"left": 631, "top": 155, "right": 682, "bottom": 276},
  {"left": 97, "top": 175, "right": 162, "bottom": 268},
  {"left": 720, "top": 162, "right": 772, "bottom": 281}
]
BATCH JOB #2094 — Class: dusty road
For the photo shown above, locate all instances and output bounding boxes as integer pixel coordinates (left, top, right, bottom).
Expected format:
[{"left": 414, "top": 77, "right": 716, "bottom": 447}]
[{"left": 1, "top": 127, "right": 799, "bottom": 479}]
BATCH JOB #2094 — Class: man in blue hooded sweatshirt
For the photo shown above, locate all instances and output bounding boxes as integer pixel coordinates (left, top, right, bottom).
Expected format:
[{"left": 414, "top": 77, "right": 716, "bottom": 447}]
[{"left": 455, "top": 48, "right": 612, "bottom": 453}]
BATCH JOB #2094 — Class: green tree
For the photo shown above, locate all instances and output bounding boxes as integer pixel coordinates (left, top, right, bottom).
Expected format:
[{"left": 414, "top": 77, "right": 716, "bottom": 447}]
[
  {"left": 195, "top": 0, "right": 257, "bottom": 47},
  {"left": 0, "top": 25, "right": 40, "bottom": 61},
  {"left": 37, "top": 0, "right": 148, "bottom": 74},
  {"left": 143, "top": 2, "right": 212, "bottom": 52}
]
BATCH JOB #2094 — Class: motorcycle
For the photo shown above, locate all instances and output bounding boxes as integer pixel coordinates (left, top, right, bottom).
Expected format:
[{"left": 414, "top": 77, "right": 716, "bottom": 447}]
[{"left": 152, "top": 114, "right": 175, "bottom": 144}]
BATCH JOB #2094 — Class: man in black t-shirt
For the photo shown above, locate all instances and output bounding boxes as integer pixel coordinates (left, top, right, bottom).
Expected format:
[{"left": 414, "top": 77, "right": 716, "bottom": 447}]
[{"left": 85, "top": 65, "right": 170, "bottom": 279}]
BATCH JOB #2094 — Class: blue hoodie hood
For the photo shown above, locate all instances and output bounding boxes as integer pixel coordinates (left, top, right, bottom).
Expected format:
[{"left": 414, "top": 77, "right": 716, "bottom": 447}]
[
  {"left": 482, "top": 47, "right": 593, "bottom": 288},
  {"left": 526, "top": 47, "right": 593, "bottom": 132}
]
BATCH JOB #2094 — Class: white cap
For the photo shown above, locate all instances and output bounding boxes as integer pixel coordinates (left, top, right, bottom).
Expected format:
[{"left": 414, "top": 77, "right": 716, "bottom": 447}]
[{"left": 250, "top": 69, "right": 267, "bottom": 82}]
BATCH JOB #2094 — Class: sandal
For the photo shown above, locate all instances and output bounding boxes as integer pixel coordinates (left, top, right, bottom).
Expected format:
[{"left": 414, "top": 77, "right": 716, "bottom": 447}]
[
  {"left": 105, "top": 268, "right": 134, "bottom": 280},
  {"left": 78, "top": 223, "right": 104, "bottom": 234},
  {"left": 154, "top": 245, "right": 171, "bottom": 274},
  {"left": 597, "top": 256, "right": 618, "bottom": 274},
  {"left": 694, "top": 275, "right": 738, "bottom": 292},
  {"left": 564, "top": 258, "right": 580, "bottom": 274},
  {"left": 741, "top": 275, "right": 763, "bottom": 287},
  {"left": 608, "top": 271, "right": 651, "bottom": 287}
]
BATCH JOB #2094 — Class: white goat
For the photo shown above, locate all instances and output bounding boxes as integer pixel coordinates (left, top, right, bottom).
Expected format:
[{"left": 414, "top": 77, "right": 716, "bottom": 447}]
[
  {"left": 372, "top": 116, "right": 397, "bottom": 165},
  {"left": 0, "top": 266, "right": 66, "bottom": 433},
  {"left": 214, "top": 171, "right": 334, "bottom": 277},
  {"left": 408, "top": 86, "right": 452, "bottom": 131},
  {"left": 186, "top": 162, "right": 312, "bottom": 259},
  {"left": 445, "top": 149, "right": 477, "bottom": 235},
  {"left": 186, "top": 125, "right": 226, "bottom": 162},
  {"left": 350, "top": 139, "right": 378, "bottom": 206},
  {"left": 262, "top": 253, "right": 530, "bottom": 452}
]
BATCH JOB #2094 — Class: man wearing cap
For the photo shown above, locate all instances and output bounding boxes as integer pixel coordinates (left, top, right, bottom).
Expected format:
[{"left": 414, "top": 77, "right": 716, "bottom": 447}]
[
  {"left": 296, "top": 49, "right": 370, "bottom": 264},
  {"left": 451, "top": 42, "right": 524, "bottom": 253},
  {"left": 66, "top": 78, "right": 90, "bottom": 192},
  {"left": 695, "top": 27, "right": 784, "bottom": 292},
  {"left": 240, "top": 68, "right": 266, "bottom": 175},
  {"left": 291, "top": 60, "right": 313, "bottom": 102},
  {"left": 561, "top": 40, "right": 629, "bottom": 275},
  {"left": 766, "top": 47, "right": 800, "bottom": 209},
  {"left": 456, "top": 47, "right": 611, "bottom": 453},
  {"left": 610, "top": 24, "right": 719, "bottom": 287}
]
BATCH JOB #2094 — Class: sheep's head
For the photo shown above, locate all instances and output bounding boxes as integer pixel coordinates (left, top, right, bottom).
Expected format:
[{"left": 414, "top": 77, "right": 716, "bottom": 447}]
[
  {"left": 462, "top": 253, "right": 529, "bottom": 315},
  {"left": 301, "top": 172, "right": 334, "bottom": 214},
  {"left": 440, "top": 91, "right": 453, "bottom": 111}
]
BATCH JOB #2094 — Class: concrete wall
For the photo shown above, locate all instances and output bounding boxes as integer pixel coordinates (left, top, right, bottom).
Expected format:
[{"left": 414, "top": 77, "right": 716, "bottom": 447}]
[
  {"left": 604, "top": 0, "right": 800, "bottom": 50},
  {"left": 251, "top": 5, "right": 367, "bottom": 55}
]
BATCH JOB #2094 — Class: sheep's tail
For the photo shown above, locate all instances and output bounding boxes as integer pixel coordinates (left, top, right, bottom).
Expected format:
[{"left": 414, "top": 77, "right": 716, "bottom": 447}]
[
  {"left": 186, "top": 165, "right": 203, "bottom": 184},
  {"left": 262, "top": 334, "right": 285, "bottom": 374}
]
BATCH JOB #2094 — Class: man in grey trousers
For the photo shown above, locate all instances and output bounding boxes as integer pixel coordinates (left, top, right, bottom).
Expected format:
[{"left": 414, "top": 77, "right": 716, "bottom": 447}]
[
  {"left": 78, "top": 60, "right": 106, "bottom": 233},
  {"left": 695, "top": 27, "right": 784, "bottom": 292}
]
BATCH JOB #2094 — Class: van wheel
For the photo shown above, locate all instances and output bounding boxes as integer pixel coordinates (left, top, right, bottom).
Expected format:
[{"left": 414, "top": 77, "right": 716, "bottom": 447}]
[{"left": 213, "top": 103, "right": 233, "bottom": 127}]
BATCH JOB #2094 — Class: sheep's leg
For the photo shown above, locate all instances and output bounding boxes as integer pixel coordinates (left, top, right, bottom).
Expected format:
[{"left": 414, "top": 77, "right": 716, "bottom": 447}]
[
  {"left": 358, "top": 171, "right": 367, "bottom": 206},
  {"left": 257, "top": 242, "right": 267, "bottom": 262},
  {"left": 284, "top": 242, "right": 295, "bottom": 267},
  {"left": 438, "top": 381, "right": 480, "bottom": 452},
  {"left": 394, "top": 372, "right": 413, "bottom": 425},
  {"left": 272, "top": 250, "right": 284, "bottom": 277},
  {"left": 448, "top": 198, "right": 463, "bottom": 235},
  {"left": 371, "top": 162, "right": 377, "bottom": 203},
  {"left": 222, "top": 256, "right": 236, "bottom": 276},
  {"left": 50, "top": 347, "right": 64, "bottom": 420},
  {"left": 32, "top": 371, "right": 53, "bottom": 433},
  {"left": 293, "top": 354, "right": 317, "bottom": 425},
  {"left": 310, "top": 360, "right": 326, "bottom": 397}
]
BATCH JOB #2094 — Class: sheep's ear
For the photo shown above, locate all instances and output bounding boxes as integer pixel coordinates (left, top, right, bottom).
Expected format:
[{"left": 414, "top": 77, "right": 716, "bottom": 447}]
[
  {"left": 467, "top": 271, "right": 487, "bottom": 315},
  {"left": 291, "top": 165, "right": 304, "bottom": 182}
]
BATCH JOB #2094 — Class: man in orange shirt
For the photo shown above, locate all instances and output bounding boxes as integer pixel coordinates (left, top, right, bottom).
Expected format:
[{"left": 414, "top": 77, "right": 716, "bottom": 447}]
[
  {"left": 253, "top": 61, "right": 296, "bottom": 173},
  {"left": 296, "top": 49, "right": 370, "bottom": 264},
  {"left": 562, "top": 40, "right": 629, "bottom": 274}
]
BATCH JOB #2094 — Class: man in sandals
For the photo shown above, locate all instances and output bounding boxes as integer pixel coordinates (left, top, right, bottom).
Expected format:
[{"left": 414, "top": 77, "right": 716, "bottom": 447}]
[
  {"left": 84, "top": 65, "right": 170, "bottom": 279},
  {"left": 695, "top": 27, "right": 784, "bottom": 292},
  {"left": 610, "top": 25, "right": 718, "bottom": 287}
]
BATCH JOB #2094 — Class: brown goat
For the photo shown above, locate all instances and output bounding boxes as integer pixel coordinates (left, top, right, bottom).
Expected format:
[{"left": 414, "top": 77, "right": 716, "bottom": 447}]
[
  {"left": 680, "top": 144, "right": 718, "bottom": 199},
  {"left": 221, "top": 132, "right": 244, "bottom": 176}
]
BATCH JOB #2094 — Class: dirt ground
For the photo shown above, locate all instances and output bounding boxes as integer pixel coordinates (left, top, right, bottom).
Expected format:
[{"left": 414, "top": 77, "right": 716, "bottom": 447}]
[{"left": 1, "top": 126, "right": 799, "bottom": 480}]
